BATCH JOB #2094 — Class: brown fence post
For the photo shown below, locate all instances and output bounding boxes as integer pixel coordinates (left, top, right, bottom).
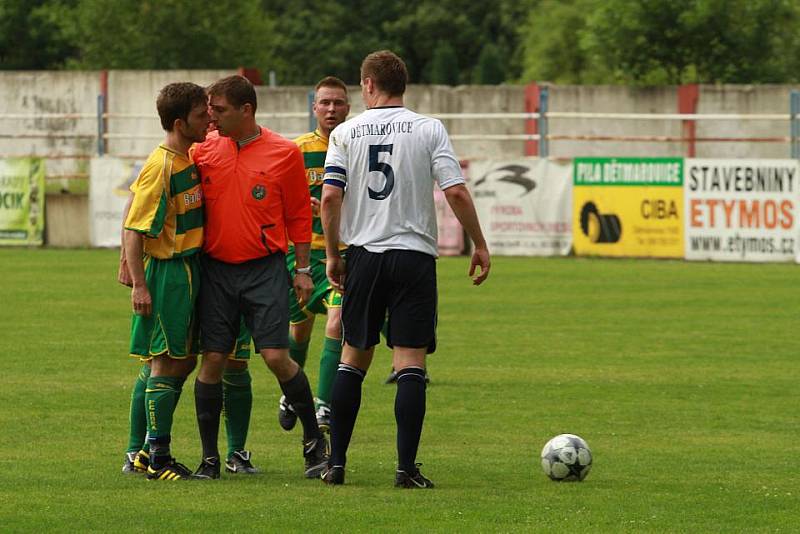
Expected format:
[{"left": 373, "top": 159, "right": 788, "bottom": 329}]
[
  {"left": 237, "top": 68, "right": 263, "bottom": 85},
  {"left": 678, "top": 84, "right": 699, "bottom": 157},
  {"left": 525, "top": 82, "right": 541, "bottom": 156}
]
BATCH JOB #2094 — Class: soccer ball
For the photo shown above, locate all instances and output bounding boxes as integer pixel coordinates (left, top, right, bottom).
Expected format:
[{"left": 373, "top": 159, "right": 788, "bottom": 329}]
[{"left": 540, "top": 434, "right": 592, "bottom": 482}]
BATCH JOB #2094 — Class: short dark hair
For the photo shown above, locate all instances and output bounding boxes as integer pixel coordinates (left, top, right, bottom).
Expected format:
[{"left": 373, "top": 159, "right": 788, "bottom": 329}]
[
  {"left": 156, "top": 82, "right": 207, "bottom": 131},
  {"left": 361, "top": 50, "right": 408, "bottom": 97},
  {"left": 207, "top": 75, "right": 258, "bottom": 113},
  {"left": 315, "top": 76, "right": 348, "bottom": 95}
]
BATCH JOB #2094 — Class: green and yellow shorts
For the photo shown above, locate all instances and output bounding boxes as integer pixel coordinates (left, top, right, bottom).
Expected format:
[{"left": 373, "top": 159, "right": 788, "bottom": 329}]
[
  {"left": 286, "top": 247, "right": 342, "bottom": 324},
  {"left": 129, "top": 254, "right": 200, "bottom": 360}
]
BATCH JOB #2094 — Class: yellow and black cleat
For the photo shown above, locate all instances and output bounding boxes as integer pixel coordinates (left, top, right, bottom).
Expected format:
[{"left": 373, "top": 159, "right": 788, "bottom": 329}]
[
  {"left": 146, "top": 459, "right": 193, "bottom": 481},
  {"left": 133, "top": 450, "right": 150, "bottom": 473}
]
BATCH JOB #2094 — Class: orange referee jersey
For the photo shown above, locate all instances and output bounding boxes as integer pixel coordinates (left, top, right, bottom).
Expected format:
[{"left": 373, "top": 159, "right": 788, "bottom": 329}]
[{"left": 193, "top": 127, "right": 312, "bottom": 263}]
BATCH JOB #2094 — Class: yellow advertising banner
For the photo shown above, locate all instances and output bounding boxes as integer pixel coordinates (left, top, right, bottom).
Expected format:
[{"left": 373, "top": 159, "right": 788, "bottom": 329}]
[
  {"left": 0, "top": 157, "right": 45, "bottom": 246},
  {"left": 572, "top": 158, "right": 684, "bottom": 258}
]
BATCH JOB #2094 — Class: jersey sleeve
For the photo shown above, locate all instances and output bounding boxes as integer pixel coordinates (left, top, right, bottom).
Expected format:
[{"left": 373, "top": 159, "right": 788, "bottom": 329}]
[
  {"left": 124, "top": 158, "right": 168, "bottom": 238},
  {"left": 323, "top": 127, "right": 348, "bottom": 189},
  {"left": 429, "top": 120, "right": 465, "bottom": 190},
  {"left": 283, "top": 146, "right": 313, "bottom": 244}
]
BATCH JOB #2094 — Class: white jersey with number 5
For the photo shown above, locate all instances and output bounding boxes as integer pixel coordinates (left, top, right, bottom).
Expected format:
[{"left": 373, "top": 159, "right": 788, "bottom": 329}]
[{"left": 323, "top": 106, "right": 465, "bottom": 257}]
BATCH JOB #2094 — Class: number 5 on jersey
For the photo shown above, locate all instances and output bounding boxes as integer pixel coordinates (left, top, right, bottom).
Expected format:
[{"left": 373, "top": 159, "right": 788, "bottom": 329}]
[{"left": 368, "top": 144, "right": 394, "bottom": 200}]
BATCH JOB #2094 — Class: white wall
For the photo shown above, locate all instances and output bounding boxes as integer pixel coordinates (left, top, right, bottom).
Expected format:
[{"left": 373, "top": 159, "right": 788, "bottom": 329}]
[
  {"left": 0, "top": 71, "right": 99, "bottom": 191},
  {"left": 1, "top": 71, "right": 799, "bottom": 246}
]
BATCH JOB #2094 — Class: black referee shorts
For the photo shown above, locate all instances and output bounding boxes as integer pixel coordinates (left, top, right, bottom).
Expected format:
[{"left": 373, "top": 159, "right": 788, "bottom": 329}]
[
  {"left": 199, "top": 253, "right": 289, "bottom": 353},
  {"left": 342, "top": 246, "right": 437, "bottom": 354}
]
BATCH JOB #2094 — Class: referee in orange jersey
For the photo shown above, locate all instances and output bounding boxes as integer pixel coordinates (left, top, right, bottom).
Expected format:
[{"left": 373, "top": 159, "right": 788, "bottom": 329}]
[{"left": 191, "top": 75, "right": 328, "bottom": 480}]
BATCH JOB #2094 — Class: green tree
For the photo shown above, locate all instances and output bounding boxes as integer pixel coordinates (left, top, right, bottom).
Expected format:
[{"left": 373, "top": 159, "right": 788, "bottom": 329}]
[
  {"left": 521, "top": 0, "right": 800, "bottom": 84},
  {"left": 257, "top": 0, "right": 389, "bottom": 85},
  {"left": 472, "top": 43, "right": 505, "bottom": 84},
  {"left": 586, "top": 0, "right": 800, "bottom": 84},
  {"left": 520, "top": 0, "right": 602, "bottom": 83},
  {"left": 64, "top": 0, "right": 273, "bottom": 69},
  {"left": 0, "top": 0, "right": 532, "bottom": 86},
  {"left": 260, "top": 0, "right": 530, "bottom": 85},
  {"left": 429, "top": 42, "right": 459, "bottom": 85},
  {"left": 384, "top": 0, "right": 523, "bottom": 84},
  {"left": 0, "top": 0, "right": 77, "bottom": 69}
]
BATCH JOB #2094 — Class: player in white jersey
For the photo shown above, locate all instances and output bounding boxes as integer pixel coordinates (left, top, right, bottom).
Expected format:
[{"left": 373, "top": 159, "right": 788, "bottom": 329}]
[{"left": 319, "top": 50, "right": 490, "bottom": 488}]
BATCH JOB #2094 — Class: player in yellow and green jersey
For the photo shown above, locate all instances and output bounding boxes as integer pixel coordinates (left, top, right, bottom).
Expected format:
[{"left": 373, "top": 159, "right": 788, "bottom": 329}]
[
  {"left": 279, "top": 77, "right": 350, "bottom": 433},
  {"left": 122, "top": 82, "right": 209, "bottom": 481},
  {"left": 119, "top": 106, "right": 258, "bottom": 479}
]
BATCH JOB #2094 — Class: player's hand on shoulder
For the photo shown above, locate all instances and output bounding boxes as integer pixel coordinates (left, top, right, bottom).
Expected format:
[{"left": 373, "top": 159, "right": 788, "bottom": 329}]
[{"left": 469, "top": 248, "right": 490, "bottom": 286}]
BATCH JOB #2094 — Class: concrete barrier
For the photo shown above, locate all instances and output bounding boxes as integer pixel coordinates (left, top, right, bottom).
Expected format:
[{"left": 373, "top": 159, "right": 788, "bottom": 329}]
[
  {"left": 45, "top": 193, "right": 89, "bottom": 247},
  {"left": 2, "top": 71, "right": 798, "bottom": 247}
]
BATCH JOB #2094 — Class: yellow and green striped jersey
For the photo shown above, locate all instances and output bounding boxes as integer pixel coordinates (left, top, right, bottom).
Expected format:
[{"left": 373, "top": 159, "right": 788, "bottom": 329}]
[
  {"left": 124, "top": 144, "right": 203, "bottom": 259},
  {"left": 294, "top": 130, "right": 328, "bottom": 250}
]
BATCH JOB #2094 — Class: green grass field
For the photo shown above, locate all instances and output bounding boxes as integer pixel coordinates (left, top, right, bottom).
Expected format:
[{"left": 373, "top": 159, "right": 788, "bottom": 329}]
[{"left": 1, "top": 249, "right": 798, "bottom": 532}]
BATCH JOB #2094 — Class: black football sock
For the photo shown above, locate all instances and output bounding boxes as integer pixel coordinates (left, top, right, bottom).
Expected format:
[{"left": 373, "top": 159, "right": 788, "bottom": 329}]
[
  {"left": 329, "top": 363, "right": 366, "bottom": 467},
  {"left": 394, "top": 366, "right": 427, "bottom": 473},
  {"left": 194, "top": 379, "right": 223, "bottom": 460},
  {"left": 148, "top": 436, "right": 171, "bottom": 470},
  {"left": 279, "top": 368, "right": 321, "bottom": 442}
]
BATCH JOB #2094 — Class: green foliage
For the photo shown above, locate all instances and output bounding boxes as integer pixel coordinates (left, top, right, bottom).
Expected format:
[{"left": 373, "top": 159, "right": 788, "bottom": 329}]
[
  {"left": 521, "top": 0, "right": 606, "bottom": 83},
  {"left": 2, "top": 250, "right": 799, "bottom": 531},
  {"left": 0, "top": 0, "right": 76, "bottom": 69},
  {"left": 256, "top": 0, "right": 389, "bottom": 86},
  {"left": 429, "top": 42, "right": 460, "bottom": 85},
  {"left": 522, "top": 0, "right": 800, "bottom": 84},
  {"left": 472, "top": 43, "right": 505, "bottom": 84},
  {"left": 5, "top": 0, "right": 800, "bottom": 85},
  {"left": 0, "top": 0, "right": 529, "bottom": 85},
  {"left": 63, "top": 0, "right": 273, "bottom": 69}
]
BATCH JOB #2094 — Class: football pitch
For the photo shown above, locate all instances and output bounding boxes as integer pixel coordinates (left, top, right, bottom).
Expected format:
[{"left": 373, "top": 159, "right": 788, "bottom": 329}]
[{"left": 1, "top": 248, "right": 797, "bottom": 532}]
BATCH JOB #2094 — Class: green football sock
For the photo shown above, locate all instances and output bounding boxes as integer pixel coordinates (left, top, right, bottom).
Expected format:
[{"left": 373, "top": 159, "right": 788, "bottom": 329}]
[
  {"left": 126, "top": 364, "right": 151, "bottom": 453},
  {"left": 223, "top": 368, "right": 252, "bottom": 459},
  {"left": 145, "top": 375, "right": 182, "bottom": 448},
  {"left": 316, "top": 337, "right": 342, "bottom": 406},
  {"left": 289, "top": 336, "right": 310, "bottom": 368}
]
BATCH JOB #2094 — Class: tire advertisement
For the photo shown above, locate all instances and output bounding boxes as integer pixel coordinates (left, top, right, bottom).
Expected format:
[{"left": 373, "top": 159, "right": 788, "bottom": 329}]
[
  {"left": 0, "top": 157, "right": 45, "bottom": 246},
  {"left": 470, "top": 158, "right": 572, "bottom": 256},
  {"left": 573, "top": 158, "right": 684, "bottom": 258},
  {"left": 684, "top": 159, "right": 798, "bottom": 262}
]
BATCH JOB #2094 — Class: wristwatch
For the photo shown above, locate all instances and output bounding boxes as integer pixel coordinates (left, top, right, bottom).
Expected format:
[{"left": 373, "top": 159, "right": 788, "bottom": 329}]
[{"left": 295, "top": 265, "right": 312, "bottom": 275}]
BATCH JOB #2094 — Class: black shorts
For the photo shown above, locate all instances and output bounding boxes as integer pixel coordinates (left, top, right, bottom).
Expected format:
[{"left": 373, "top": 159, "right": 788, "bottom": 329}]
[
  {"left": 199, "top": 253, "right": 289, "bottom": 353},
  {"left": 342, "top": 246, "right": 437, "bottom": 354}
]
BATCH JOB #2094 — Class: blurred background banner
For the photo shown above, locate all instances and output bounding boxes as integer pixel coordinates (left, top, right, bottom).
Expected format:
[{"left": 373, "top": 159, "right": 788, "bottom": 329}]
[
  {"left": 470, "top": 158, "right": 572, "bottom": 256},
  {"left": 0, "top": 157, "right": 44, "bottom": 246},
  {"left": 434, "top": 185, "right": 465, "bottom": 256},
  {"left": 89, "top": 157, "right": 141, "bottom": 248},
  {"left": 684, "top": 159, "right": 799, "bottom": 262}
]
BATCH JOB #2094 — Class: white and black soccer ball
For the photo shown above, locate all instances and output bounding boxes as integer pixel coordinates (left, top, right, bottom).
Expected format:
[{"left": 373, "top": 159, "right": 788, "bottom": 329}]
[{"left": 540, "top": 433, "right": 592, "bottom": 482}]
